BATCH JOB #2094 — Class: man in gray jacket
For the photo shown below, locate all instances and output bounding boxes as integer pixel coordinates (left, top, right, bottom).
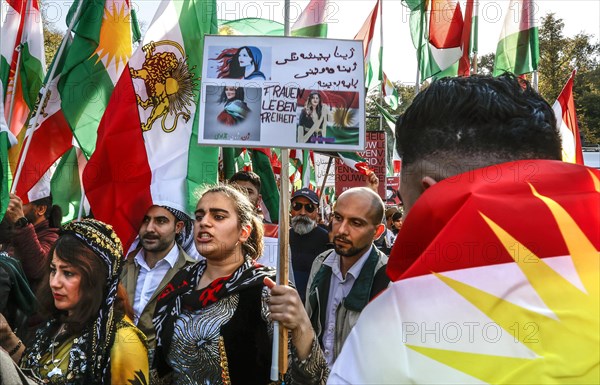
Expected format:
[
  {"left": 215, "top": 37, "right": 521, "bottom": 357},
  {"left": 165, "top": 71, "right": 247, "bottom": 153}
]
[
  {"left": 121, "top": 205, "right": 196, "bottom": 354},
  {"left": 305, "top": 187, "right": 389, "bottom": 367}
]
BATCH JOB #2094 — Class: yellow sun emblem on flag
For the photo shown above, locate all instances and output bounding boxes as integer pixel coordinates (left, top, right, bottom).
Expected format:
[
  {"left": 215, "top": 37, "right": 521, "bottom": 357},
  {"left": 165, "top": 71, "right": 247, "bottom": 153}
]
[
  {"left": 92, "top": 0, "right": 132, "bottom": 74},
  {"left": 410, "top": 170, "right": 600, "bottom": 383}
]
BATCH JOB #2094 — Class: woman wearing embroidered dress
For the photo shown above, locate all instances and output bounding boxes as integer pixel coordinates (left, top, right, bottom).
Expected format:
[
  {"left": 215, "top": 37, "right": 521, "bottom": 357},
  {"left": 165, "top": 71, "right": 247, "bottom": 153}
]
[
  {"left": 0, "top": 219, "right": 149, "bottom": 384},
  {"left": 217, "top": 86, "right": 250, "bottom": 126},
  {"left": 213, "top": 46, "right": 266, "bottom": 80},
  {"left": 152, "top": 184, "right": 328, "bottom": 385},
  {"left": 298, "top": 92, "right": 329, "bottom": 143}
]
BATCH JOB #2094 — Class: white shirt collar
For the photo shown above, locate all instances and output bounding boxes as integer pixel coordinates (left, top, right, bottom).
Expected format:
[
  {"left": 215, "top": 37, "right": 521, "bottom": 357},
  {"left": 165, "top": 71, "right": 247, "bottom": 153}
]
[
  {"left": 324, "top": 245, "right": 373, "bottom": 280},
  {"left": 134, "top": 243, "right": 179, "bottom": 270}
]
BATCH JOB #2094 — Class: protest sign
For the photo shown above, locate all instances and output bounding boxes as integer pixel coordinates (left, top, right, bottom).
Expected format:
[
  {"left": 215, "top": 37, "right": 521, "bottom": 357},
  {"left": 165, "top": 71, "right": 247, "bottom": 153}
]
[{"left": 199, "top": 35, "right": 365, "bottom": 151}]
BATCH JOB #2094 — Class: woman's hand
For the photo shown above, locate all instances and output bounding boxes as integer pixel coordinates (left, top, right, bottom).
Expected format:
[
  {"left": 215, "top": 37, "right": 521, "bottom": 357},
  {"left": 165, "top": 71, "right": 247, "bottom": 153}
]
[
  {"left": 264, "top": 277, "right": 315, "bottom": 360},
  {"left": 0, "top": 312, "right": 24, "bottom": 362}
]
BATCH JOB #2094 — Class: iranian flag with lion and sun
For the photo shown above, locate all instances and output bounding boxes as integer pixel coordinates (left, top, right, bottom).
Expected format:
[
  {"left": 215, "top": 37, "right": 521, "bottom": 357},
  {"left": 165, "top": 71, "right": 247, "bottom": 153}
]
[{"left": 329, "top": 159, "right": 599, "bottom": 384}]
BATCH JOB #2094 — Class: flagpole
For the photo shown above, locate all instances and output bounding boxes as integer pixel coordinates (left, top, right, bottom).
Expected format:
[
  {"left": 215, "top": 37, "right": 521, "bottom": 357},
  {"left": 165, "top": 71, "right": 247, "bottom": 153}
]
[
  {"left": 529, "top": 0, "right": 538, "bottom": 91},
  {"left": 269, "top": 1, "right": 291, "bottom": 381},
  {"left": 378, "top": 0, "right": 383, "bottom": 132},
  {"left": 11, "top": 0, "right": 84, "bottom": 194},
  {"left": 471, "top": 0, "right": 479, "bottom": 73},
  {"left": 5, "top": 0, "right": 33, "bottom": 133}
]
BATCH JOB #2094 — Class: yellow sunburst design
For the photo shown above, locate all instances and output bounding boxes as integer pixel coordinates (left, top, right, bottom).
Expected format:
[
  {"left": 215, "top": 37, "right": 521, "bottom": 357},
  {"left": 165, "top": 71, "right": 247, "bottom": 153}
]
[
  {"left": 407, "top": 180, "right": 599, "bottom": 383},
  {"left": 91, "top": 0, "right": 132, "bottom": 73},
  {"left": 332, "top": 107, "right": 356, "bottom": 128}
]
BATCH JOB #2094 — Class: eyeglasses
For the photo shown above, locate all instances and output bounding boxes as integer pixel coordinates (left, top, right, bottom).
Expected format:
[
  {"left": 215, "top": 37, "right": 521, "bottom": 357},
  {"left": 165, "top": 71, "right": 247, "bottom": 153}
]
[{"left": 291, "top": 201, "right": 316, "bottom": 213}]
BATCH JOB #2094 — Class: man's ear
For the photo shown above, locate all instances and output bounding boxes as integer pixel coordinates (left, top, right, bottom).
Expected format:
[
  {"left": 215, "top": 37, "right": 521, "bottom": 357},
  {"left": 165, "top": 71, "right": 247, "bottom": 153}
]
[
  {"left": 374, "top": 223, "right": 386, "bottom": 240},
  {"left": 175, "top": 220, "right": 184, "bottom": 234},
  {"left": 35, "top": 204, "right": 48, "bottom": 218},
  {"left": 422, "top": 176, "right": 437, "bottom": 191}
]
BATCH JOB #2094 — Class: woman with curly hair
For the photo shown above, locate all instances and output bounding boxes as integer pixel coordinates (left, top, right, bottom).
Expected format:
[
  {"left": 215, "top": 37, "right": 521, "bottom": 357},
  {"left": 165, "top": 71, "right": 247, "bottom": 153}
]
[{"left": 152, "top": 184, "right": 328, "bottom": 384}]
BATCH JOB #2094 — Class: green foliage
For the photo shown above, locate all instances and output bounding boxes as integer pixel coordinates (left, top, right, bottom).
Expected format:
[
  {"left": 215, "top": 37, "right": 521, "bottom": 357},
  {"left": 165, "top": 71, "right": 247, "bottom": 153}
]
[
  {"left": 365, "top": 82, "right": 417, "bottom": 172},
  {"left": 538, "top": 12, "right": 600, "bottom": 144},
  {"left": 42, "top": 10, "right": 63, "bottom": 67}
]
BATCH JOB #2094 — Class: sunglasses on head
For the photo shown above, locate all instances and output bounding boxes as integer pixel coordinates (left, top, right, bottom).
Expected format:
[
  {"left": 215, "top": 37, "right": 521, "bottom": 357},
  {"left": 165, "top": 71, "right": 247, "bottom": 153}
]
[{"left": 292, "top": 201, "right": 316, "bottom": 213}]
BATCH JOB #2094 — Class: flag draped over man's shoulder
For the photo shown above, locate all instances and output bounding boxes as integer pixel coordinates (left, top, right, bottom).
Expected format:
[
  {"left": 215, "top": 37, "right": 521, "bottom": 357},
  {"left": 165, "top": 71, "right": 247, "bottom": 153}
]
[
  {"left": 493, "top": 0, "right": 539, "bottom": 76},
  {"left": 1, "top": 0, "right": 45, "bottom": 137},
  {"left": 328, "top": 159, "right": 599, "bottom": 384},
  {"left": 403, "top": 0, "right": 464, "bottom": 82},
  {"left": 83, "top": 0, "right": 219, "bottom": 250},
  {"left": 60, "top": 0, "right": 136, "bottom": 158},
  {"left": 553, "top": 71, "right": 583, "bottom": 165},
  {"left": 291, "top": 0, "right": 329, "bottom": 37}
]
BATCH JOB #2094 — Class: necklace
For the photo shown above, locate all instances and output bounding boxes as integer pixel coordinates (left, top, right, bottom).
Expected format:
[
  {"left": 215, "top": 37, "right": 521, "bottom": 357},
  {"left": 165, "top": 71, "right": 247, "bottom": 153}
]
[{"left": 44, "top": 324, "right": 67, "bottom": 378}]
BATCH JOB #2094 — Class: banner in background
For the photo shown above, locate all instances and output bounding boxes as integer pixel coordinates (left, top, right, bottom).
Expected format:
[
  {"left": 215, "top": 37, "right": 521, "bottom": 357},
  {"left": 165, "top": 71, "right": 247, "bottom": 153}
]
[{"left": 335, "top": 131, "right": 386, "bottom": 198}]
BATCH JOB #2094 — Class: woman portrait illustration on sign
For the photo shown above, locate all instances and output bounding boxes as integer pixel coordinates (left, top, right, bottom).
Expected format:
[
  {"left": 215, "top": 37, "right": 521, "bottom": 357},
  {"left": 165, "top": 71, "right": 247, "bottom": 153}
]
[
  {"left": 212, "top": 46, "right": 266, "bottom": 80},
  {"left": 217, "top": 86, "right": 250, "bottom": 126},
  {"left": 297, "top": 91, "right": 330, "bottom": 143}
]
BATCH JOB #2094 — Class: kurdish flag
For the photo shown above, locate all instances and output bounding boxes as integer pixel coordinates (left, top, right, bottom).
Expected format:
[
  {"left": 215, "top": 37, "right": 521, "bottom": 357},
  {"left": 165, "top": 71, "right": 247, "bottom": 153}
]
[
  {"left": 329, "top": 160, "right": 600, "bottom": 384},
  {"left": 291, "top": 0, "right": 329, "bottom": 37},
  {"left": 0, "top": 0, "right": 45, "bottom": 138},
  {"left": 493, "top": 0, "right": 539, "bottom": 76},
  {"left": 554, "top": 71, "right": 584, "bottom": 165},
  {"left": 382, "top": 72, "right": 399, "bottom": 110},
  {"left": 403, "top": 0, "right": 464, "bottom": 82},
  {"left": 60, "top": 0, "right": 135, "bottom": 159},
  {"left": 83, "top": 0, "right": 219, "bottom": 250}
]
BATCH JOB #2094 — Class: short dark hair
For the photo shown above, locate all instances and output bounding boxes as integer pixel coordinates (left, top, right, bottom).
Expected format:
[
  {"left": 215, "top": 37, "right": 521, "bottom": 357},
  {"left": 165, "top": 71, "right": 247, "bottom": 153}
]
[
  {"left": 229, "top": 170, "right": 261, "bottom": 193},
  {"left": 30, "top": 195, "right": 63, "bottom": 228},
  {"left": 396, "top": 74, "right": 561, "bottom": 180}
]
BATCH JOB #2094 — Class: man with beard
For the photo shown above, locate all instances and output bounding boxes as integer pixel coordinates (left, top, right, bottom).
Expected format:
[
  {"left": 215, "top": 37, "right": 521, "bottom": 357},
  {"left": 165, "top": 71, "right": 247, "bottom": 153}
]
[
  {"left": 121, "top": 205, "right": 196, "bottom": 357},
  {"left": 305, "top": 187, "right": 389, "bottom": 368},
  {"left": 289, "top": 188, "right": 331, "bottom": 303}
]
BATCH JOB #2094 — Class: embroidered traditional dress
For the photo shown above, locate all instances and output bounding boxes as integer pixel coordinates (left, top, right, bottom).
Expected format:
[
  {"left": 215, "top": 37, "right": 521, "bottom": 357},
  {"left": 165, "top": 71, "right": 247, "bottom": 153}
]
[
  {"left": 153, "top": 258, "right": 329, "bottom": 385},
  {"left": 25, "top": 318, "right": 147, "bottom": 384}
]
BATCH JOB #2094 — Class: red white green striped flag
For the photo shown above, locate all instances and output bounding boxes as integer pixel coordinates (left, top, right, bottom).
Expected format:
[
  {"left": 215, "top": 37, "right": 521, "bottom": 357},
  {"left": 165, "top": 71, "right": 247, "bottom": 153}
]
[
  {"left": 354, "top": 0, "right": 379, "bottom": 88},
  {"left": 493, "top": 0, "right": 539, "bottom": 76},
  {"left": 291, "top": 0, "right": 329, "bottom": 37},
  {"left": 337, "top": 151, "right": 371, "bottom": 176},
  {"left": 554, "top": 71, "right": 584, "bottom": 165},
  {"left": 83, "top": 0, "right": 219, "bottom": 249},
  {"left": 11, "top": 39, "right": 73, "bottom": 204},
  {"left": 12, "top": 0, "right": 137, "bottom": 205},
  {"left": 403, "top": 0, "right": 464, "bottom": 82},
  {"left": 1, "top": 0, "right": 45, "bottom": 138},
  {"left": 0, "top": 83, "right": 17, "bottom": 218}
]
